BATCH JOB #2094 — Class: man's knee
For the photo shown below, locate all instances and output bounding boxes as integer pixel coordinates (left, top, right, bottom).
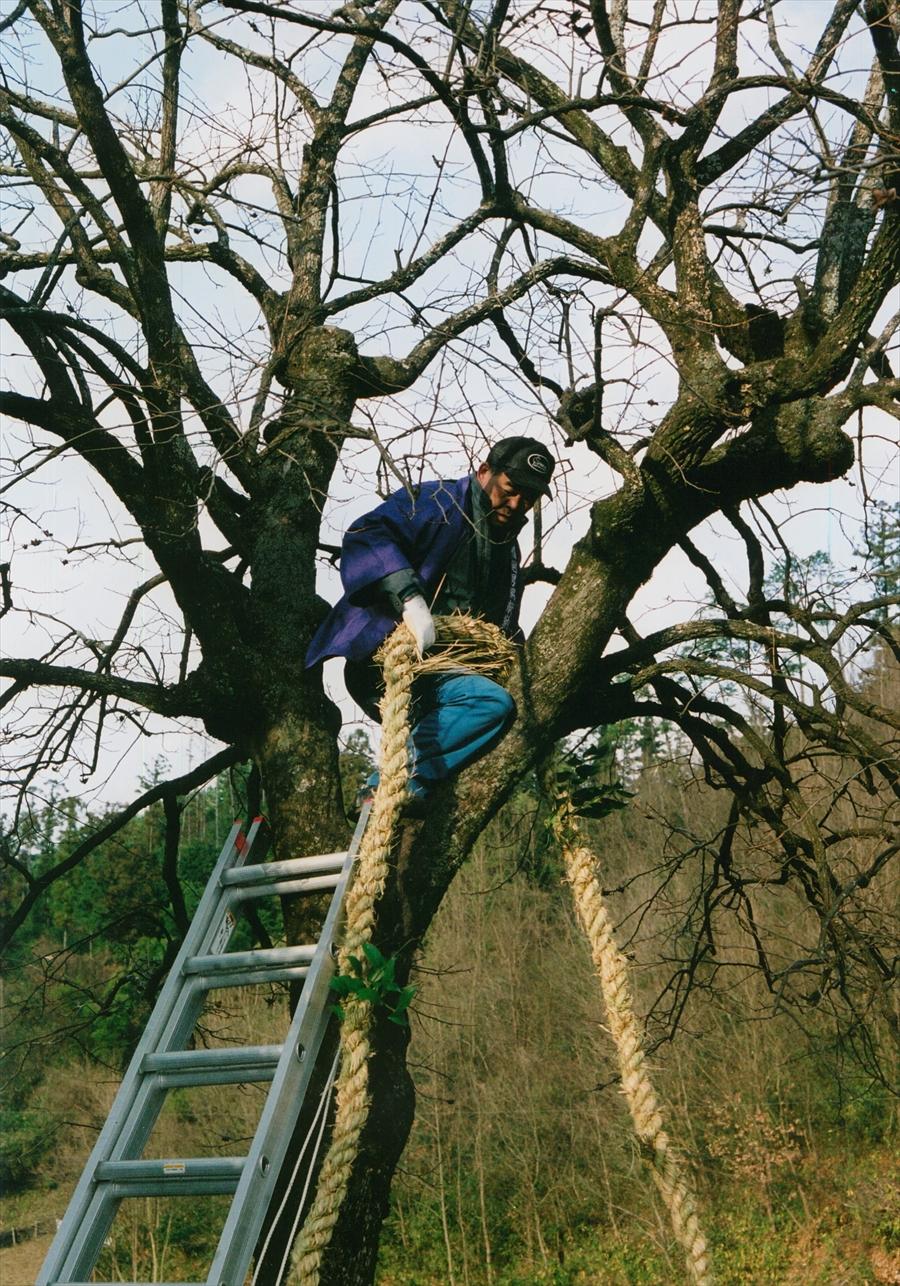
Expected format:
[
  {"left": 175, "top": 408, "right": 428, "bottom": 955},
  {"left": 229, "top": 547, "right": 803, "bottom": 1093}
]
[
  {"left": 462, "top": 674, "right": 516, "bottom": 734},
  {"left": 488, "top": 684, "right": 516, "bottom": 731}
]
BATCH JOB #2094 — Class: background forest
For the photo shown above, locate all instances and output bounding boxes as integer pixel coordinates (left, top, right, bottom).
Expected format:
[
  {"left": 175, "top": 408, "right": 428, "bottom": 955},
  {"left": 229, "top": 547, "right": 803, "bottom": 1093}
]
[{"left": 3, "top": 531, "right": 898, "bottom": 1285}]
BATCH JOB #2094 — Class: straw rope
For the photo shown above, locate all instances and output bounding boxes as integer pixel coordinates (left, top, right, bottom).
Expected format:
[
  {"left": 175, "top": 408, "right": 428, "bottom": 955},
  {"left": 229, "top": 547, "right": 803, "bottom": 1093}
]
[
  {"left": 559, "top": 817, "right": 713, "bottom": 1285},
  {"left": 417, "top": 611, "right": 517, "bottom": 683},
  {"left": 290, "top": 613, "right": 511, "bottom": 1284},
  {"left": 290, "top": 610, "right": 708, "bottom": 1283},
  {"left": 289, "top": 624, "right": 416, "bottom": 1284}
]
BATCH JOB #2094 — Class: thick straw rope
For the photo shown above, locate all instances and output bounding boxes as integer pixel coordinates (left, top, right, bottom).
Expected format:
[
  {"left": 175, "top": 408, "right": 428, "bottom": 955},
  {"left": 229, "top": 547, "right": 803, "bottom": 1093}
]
[
  {"left": 418, "top": 611, "right": 517, "bottom": 682},
  {"left": 289, "top": 624, "right": 417, "bottom": 1284},
  {"left": 290, "top": 614, "right": 512, "bottom": 1284},
  {"left": 560, "top": 819, "right": 713, "bottom": 1285},
  {"left": 291, "top": 613, "right": 709, "bottom": 1283}
]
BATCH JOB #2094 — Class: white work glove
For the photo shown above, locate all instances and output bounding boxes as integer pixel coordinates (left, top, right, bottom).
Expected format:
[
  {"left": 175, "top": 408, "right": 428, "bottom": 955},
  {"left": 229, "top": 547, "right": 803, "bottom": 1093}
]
[{"left": 402, "top": 594, "right": 436, "bottom": 658}]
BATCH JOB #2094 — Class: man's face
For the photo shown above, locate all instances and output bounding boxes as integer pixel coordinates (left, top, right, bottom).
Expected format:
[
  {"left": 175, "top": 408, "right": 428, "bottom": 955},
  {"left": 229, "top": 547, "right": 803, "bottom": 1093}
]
[{"left": 476, "top": 463, "right": 539, "bottom": 529}]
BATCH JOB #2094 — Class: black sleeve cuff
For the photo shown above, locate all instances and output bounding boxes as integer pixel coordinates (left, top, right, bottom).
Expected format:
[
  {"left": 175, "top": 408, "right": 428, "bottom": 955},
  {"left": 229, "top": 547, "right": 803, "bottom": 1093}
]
[{"left": 378, "top": 568, "right": 424, "bottom": 614}]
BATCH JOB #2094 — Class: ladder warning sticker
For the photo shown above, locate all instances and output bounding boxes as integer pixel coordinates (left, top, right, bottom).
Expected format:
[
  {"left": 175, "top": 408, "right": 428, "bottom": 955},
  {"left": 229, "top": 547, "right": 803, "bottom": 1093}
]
[
  {"left": 210, "top": 910, "right": 235, "bottom": 956},
  {"left": 163, "top": 1161, "right": 186, "bottom": 1175}
]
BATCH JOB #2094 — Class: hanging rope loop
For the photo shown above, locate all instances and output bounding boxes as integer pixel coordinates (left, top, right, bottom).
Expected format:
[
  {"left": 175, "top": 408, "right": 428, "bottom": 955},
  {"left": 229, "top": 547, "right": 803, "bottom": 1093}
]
[{"left": 292, "top": 621, "right": 711, "bottom": 1285}]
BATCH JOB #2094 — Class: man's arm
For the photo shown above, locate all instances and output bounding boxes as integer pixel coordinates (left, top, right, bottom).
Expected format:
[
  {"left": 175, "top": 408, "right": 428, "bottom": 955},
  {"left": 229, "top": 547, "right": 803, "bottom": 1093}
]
[
  {"left": 340, "top": 486, "right": 446, "bottom": 654},
  {"left": 378, "top": 568, "right": 426, "bottom": 613},
  {"left": 340, "top": 490, "right": 427, "bottom": 605}
]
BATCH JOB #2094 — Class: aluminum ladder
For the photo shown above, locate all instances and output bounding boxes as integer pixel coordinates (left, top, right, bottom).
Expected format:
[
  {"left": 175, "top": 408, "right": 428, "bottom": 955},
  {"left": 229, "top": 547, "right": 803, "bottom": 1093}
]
[{"left": 37, "top": 808, "right": 368, "bottom": 1286}]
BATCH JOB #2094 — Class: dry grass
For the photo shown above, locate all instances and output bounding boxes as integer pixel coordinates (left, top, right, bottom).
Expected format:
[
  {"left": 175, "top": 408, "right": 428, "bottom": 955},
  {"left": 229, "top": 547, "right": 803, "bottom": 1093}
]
[{"left": 0, "top": 1231, "right": 55, "bottom": 1286}]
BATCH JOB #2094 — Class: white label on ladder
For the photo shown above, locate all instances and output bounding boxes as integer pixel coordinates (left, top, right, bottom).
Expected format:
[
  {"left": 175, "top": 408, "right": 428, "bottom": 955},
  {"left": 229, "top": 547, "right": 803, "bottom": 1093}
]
[
  {"left": 163, "top": 1161, "right": 186, "bottom": 1175},
  {"left": 210, "top": 910, "right": 236, "bottom": 956}
]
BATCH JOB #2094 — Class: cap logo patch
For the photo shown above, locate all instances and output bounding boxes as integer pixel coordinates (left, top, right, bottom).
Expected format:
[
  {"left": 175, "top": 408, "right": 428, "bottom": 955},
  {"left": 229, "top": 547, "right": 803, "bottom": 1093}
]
[{"left": 527, "top": 452, "right": 549, "bottom": 473}]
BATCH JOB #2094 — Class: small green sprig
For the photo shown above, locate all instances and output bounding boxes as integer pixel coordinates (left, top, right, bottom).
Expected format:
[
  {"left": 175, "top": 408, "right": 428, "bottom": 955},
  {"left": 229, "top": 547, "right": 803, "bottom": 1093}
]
[
  {"left": 329, "top": 942, "right": 417, "bottom": 1026},
  {"left": 547, "top": 763, "right": 634, "bottom": 844}
]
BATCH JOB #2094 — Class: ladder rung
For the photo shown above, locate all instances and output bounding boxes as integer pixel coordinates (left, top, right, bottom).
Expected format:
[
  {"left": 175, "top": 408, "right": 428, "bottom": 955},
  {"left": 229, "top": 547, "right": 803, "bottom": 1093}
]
[
  {"left": 96, "top": 1157, "right": 244, "bottom": 1184},
  {"left": 142, "top": 1044, "right": 282, "bottom": 1086},
  {"left": 184, "top": 944, "right": 316, "bottom": 976},
  {"left": 94, "top": 1157, "right": 244, "bottom": 1196},
  {"left": 221, "top": 852, "right": 347, "bottom": 886},
  {"left": 192, "top": 965, "right": 310, "bottom": 991},
  {"left": 229, "top": 872, "right": 341, "bottom": 901},
  {"left": 105, "top": 1178, "right": 238, "bottom": 1197}
]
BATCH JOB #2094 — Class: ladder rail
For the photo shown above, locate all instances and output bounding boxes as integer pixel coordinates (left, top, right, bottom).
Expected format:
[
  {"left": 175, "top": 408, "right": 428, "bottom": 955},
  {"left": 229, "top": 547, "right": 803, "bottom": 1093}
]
[
  {"left": 204, "top": 806, "right": 369, "bottom": 1284},
  {"left": 38, "top": 808, "right": 371, "bottom": 1286},
  {"left": 36, "top": 819, "right": 264, "bottom": 1286}
]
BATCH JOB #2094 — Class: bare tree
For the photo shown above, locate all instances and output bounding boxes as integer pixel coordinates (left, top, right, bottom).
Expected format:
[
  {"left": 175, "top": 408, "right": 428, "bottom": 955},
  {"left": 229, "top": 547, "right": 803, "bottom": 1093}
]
[{"left": 1, "top": 0, "right": 898, "bottom": 1280}]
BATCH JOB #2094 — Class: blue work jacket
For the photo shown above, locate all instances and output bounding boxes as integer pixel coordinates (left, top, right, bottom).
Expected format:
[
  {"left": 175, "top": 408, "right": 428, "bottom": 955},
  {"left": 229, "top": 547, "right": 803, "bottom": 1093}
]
[{"left": 305, "top": 475, "right": 522, "bottom": 666}]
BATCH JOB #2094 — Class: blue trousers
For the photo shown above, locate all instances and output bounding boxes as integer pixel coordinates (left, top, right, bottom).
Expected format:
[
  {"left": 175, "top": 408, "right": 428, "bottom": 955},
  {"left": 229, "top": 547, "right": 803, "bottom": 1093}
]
[{"left": 367, "top": 672, "right": 515, "bottom": 801}]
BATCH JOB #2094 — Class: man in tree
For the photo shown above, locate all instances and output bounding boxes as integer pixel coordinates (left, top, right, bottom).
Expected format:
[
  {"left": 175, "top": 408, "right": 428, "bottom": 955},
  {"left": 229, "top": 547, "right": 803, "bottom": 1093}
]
[
  {"left": 2, "top": 1, "right": 897, "bottom": 1279},
  {"left": 306, "top": 437, "right": 555, "bottom": 808}
]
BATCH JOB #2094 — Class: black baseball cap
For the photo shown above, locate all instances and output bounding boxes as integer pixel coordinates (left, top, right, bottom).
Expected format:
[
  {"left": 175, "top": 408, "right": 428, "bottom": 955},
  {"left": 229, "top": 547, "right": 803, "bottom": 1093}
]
[{"left": 487, "top": 436, "right": 555, "bottom": 495}]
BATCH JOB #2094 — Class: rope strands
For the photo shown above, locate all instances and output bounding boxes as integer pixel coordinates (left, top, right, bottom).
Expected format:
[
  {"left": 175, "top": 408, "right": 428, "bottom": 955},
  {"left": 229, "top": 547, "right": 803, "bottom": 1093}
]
[
  {"left": 417, "top": 611, "right": 518, "bottom": 683},
  {"left": 289, "top": 624, "right": 417, "bottom": 1285},
  {"left": 559, "top": 818, "right": 714, "bottom": 1285}
]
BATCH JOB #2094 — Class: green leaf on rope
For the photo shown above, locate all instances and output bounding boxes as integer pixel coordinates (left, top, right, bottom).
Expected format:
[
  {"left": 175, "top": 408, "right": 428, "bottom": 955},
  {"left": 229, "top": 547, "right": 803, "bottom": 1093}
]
[
  {"left": 329, "top": 943, "right": 417, "bottom": 1027},
  {"left": 567, "top": 779, "right": 635, "bottom": 819},
  {"left": 550, "top": 739, "right": 635, "bottom": 823}
]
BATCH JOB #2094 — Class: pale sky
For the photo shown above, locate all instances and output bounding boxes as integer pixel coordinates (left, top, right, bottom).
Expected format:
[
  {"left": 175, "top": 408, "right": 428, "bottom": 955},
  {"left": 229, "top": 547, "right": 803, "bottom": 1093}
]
[{"left": 1, "top": 0, "right": 897, "bottom": 815}]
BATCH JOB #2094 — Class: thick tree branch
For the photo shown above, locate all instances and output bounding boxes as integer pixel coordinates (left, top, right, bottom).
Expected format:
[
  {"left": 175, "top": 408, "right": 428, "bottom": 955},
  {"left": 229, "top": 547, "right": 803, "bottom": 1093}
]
[
  {"left": 324, "top": 201, "right": 498, "bottom": 318},
  {"left": 0, "top": 391, "right": 146, "bottom": 513},
  {"left": 866, "top": 0, "right": 900, "bottom": 143},
  {"left": 696, "top": 0, "right": 859, "bottom": 186},
  {"left": 187, "top": 8, "right": 323, "bottom": 123},
  {"left": 356, "top": 255, "right": 608, "bottom": 394},
  {"left": 151, "top": 0, "right": 183, "bottom": 234},
  {"left": 29, "top": 0, "right": 178, "bottom": 355},
  {"left": 0, "top": 658, "right": 201, "bottom": 717}
]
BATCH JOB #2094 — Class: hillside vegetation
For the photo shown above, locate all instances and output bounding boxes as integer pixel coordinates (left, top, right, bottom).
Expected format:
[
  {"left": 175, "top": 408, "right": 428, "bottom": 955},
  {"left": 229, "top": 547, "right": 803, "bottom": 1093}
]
[{"left": 2, "top": 671, "right": 898, "bottom": 1285}]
